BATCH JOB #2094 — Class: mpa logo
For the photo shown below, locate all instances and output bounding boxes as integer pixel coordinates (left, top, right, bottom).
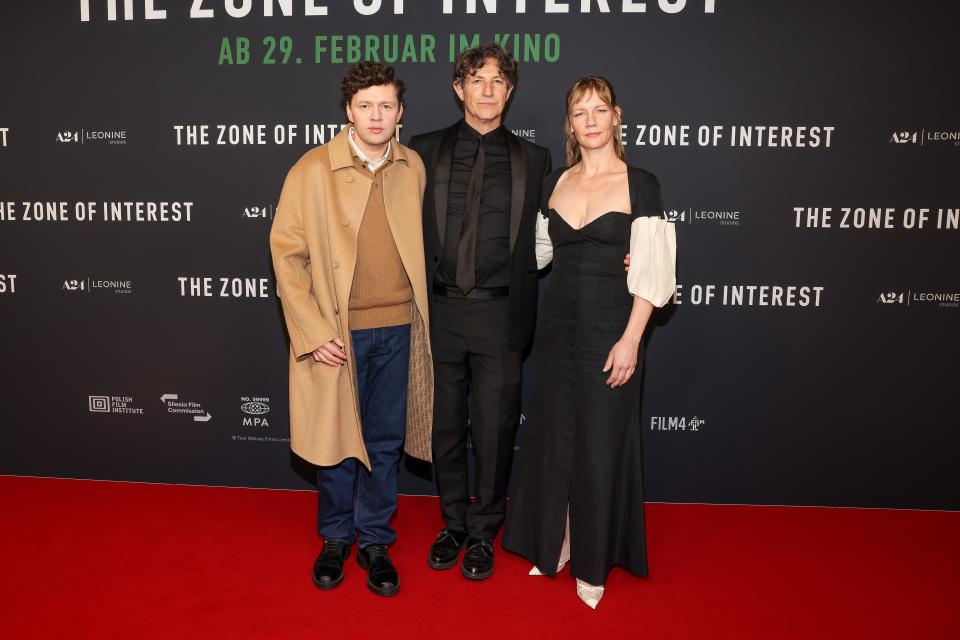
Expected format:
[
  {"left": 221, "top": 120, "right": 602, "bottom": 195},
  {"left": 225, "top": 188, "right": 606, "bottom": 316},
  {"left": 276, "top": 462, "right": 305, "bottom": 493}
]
[
  {"left": 62, "top": 278, "right": 88, "bottom": 292},
  {"left": 663, "top": 210, "right": 687, "bottom": 223},
  {"left": 242, "top": 205, "right": 274, "bottom": 220},
  {"left": 241, "top": 402, "right": 269, "bottom": 415},
  {"left": 57, "top": 131, "right": 80, "bottom": 143},
  {"left": 241, "top": 396, "right": 270, "bottom": 427},
  {"left": 877, "top": 291, "right": 906, "bottom": 304}
]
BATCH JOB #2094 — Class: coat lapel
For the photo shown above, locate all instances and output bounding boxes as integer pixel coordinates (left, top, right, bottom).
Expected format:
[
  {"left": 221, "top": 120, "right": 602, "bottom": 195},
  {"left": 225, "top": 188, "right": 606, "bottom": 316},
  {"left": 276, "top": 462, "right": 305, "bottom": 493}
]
[
  {"left": 433, "top": 124, "right": 459, "bottom": 250},
  {"left": 507, "top": 133, "right": 526, "bottom": 255}
]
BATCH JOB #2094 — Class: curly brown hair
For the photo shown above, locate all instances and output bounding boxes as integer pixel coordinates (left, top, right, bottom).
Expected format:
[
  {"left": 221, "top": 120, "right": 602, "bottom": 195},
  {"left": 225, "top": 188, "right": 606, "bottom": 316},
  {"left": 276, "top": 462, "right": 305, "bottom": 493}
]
[
  {"left": 339, "top": 61, "right": 405, "bottom": 110},
  {"left": 452, "top": 43, "right": 519, "bottom": 98}
]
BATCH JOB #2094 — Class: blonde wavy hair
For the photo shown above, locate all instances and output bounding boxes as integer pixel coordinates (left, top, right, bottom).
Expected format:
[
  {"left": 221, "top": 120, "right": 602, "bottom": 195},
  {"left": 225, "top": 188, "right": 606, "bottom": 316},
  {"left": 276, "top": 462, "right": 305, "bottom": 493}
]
[{"left": 564, "top": 76, "right": 626, "bottom": 166}]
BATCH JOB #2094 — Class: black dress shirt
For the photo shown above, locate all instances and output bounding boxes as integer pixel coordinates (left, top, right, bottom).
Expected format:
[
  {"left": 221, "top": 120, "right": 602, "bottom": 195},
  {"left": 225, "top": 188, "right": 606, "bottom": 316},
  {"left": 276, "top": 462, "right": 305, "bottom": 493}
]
[{"left": 436, "top": 120, "right": 512, "bottom": 289}]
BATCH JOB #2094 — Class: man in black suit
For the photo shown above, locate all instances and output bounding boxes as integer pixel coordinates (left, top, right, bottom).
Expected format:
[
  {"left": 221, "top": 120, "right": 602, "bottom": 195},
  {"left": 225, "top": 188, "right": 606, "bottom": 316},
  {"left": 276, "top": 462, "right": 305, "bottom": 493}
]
[{"left": 408, "top": 44, "right": 552, "bottom": 581}]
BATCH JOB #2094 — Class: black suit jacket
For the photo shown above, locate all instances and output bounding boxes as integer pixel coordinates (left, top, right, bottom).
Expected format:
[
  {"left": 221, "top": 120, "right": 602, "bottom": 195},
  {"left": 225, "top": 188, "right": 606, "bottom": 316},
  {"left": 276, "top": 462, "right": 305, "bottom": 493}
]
[{"left": 408, "top": 122, "right": 552, "bottom": 351}]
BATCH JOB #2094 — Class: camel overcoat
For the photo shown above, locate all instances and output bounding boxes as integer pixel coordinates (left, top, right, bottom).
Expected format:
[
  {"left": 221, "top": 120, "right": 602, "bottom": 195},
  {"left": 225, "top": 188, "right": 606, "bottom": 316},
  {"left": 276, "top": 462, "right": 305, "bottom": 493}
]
[{"left": 270, "top": 128, "right": 434, "bottom": 469}]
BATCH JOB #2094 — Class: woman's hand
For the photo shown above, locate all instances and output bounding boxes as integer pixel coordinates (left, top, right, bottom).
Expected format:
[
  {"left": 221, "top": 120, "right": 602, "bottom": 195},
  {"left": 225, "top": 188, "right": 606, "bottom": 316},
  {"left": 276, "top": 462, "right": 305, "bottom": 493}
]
[{"left": 602, "top": 337, "right": 639, "bottom": 387}]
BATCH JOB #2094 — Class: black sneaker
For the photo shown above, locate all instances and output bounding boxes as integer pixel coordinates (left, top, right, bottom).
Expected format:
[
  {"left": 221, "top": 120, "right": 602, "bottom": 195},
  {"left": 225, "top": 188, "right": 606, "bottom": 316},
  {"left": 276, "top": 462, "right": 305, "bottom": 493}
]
[
  {"left": 461, "top": 539, "right": 494, "bottom": 581},
  {"left": 357, "top": 544, "right": 400, "bottom": 597},
  {"left": 312, "top": 539, "right": 352, "bottom": 590},
  {"left": 428, "top": 528, "right": 469, "bottom": 570}
]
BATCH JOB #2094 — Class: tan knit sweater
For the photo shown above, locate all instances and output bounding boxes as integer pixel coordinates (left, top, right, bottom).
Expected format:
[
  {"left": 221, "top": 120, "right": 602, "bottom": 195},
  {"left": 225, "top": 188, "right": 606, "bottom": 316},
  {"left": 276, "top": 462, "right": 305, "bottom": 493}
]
[{"left": 348, "top": 153, "right": 414, "bottom": 330}]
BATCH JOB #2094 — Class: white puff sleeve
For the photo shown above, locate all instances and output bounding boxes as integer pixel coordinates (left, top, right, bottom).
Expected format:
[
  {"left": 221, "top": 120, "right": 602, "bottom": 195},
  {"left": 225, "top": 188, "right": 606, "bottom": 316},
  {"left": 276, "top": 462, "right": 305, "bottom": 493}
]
[
  {"left": 535, "top": 209, "right": 553, "bottom": 269},
  {"left": 627, "top": 216, "right": 677, "bottom": 307}
]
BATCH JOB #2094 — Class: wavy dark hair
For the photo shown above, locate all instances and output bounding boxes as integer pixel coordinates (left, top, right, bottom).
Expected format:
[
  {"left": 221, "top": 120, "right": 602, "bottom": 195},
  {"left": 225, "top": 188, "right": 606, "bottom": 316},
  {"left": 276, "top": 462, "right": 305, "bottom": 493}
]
[
  {"left": 340, "top": 61, "right": 405, "bottom": 109},
  {"left": 452, "top": 43, "right": 519, "bottom": 101}
]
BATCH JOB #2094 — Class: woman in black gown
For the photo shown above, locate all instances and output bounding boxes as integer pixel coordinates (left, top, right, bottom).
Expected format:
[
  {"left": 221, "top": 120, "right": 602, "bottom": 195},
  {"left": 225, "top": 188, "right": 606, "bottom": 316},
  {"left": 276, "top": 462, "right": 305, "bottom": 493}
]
[{"left": 502, "top": 76, "right": 676, "bottom": 609}]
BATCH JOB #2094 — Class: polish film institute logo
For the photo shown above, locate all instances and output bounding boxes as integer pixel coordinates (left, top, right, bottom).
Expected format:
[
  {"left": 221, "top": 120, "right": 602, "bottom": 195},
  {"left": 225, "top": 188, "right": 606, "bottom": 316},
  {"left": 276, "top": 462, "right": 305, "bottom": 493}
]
[{"left": 89, "top": 395, "right": 110, "bottom": 412}]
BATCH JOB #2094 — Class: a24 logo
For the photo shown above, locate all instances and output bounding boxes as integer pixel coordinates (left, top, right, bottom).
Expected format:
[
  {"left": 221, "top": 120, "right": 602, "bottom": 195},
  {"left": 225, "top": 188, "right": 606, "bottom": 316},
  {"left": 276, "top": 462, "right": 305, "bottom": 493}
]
[
  {"left": 56, "top": 131, "right": 80, "bottom": 143},
  {"left": 889, "top": 131, "right": 919, "bottom": 144},
  {"left": 877, "top": 291, "right": 906, "bottom": 304},
  {"left": 62, "top": 279, "right": 87, "bottom": 292}
]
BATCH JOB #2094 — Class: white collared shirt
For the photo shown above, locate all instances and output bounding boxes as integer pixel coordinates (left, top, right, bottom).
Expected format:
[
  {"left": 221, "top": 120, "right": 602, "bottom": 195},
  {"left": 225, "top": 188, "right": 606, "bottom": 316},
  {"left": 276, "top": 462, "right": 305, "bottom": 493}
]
[{"left": 348, "top": 127, "right": 391, "bottom": 173}]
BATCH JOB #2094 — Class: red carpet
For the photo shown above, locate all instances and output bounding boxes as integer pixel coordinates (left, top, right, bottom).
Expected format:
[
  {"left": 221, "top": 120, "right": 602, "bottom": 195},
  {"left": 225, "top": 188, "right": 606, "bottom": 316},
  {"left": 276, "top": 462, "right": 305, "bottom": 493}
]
[{"left": 1, "top": 476, "right": 956, "bottom": 639}]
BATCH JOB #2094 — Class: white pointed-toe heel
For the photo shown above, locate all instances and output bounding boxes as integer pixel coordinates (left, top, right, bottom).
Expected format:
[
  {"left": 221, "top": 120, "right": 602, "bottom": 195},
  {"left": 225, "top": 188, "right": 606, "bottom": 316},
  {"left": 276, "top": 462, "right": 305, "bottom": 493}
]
[
  {"left": 528, "top": 556, "right": 569, "bottom": 576},
  {"left": 576, "top": 579, "right": 605, "bottom": 609}
]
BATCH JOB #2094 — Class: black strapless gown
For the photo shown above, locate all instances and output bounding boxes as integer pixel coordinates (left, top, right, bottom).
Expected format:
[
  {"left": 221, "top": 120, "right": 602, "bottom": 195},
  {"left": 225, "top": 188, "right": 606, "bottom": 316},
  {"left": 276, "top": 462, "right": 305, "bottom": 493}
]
[{"left": 502, "top": 208, "right": 648, "bottom": 586}]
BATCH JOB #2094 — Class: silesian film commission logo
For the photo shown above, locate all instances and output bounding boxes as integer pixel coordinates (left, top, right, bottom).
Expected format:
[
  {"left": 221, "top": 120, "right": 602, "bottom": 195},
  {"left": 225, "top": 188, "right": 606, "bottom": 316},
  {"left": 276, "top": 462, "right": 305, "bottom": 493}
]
[{"left": 57, "top": 129, "right": 127, "bottom": 145}]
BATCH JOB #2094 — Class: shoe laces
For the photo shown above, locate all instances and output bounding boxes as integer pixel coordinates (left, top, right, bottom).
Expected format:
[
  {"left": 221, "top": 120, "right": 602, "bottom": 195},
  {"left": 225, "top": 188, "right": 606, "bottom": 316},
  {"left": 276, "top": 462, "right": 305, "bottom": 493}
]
[
  {"left": 323, "top": 540, "right": 345, "bottom": 556},
  {"left": 466, "top": 540, "right": 493, "bottom": 560},
  {"left": 437, "top": 528, "right": 463, "bottom": 544},
  {"left": 365, "top": 544, "right": 388, "bottom": 561}
]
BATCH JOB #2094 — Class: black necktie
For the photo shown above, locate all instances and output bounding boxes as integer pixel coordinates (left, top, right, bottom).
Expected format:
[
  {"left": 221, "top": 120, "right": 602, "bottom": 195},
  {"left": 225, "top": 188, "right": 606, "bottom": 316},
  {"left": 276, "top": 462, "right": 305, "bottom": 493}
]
[{"left": 456, "top": 138, "right": 485, "bottom": 294}]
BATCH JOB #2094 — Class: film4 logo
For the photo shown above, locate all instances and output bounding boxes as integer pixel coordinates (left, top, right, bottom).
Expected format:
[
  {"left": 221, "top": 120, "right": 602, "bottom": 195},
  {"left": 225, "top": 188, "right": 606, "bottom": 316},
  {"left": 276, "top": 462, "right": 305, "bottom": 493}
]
[
  {"left": 877, "top": 291, "right": 906, "bottom": 304},
  {"left": 650, "top": 416, "right": 705, "bottom": 432}
]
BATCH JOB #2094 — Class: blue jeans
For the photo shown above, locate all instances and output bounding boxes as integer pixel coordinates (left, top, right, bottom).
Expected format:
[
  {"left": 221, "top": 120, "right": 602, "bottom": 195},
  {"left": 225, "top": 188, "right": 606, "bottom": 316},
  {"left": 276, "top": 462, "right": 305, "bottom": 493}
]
[{"left": 316, "top": 323, "right": 410, "bottom": 546}]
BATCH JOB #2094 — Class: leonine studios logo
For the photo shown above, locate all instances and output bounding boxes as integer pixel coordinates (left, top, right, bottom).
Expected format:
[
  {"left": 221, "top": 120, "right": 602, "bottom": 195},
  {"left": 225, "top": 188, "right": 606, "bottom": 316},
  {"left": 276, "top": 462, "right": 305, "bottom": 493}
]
[
  {"left": 62, "top": 278, "right": 133, "bottom": 294},
  {"left": 877, "top": 289, "right": 958, "bottom": 308},
  {"left": 664, "top": 208, "right": 741, "bottom": 226},
  {"left": 511, "top": 127, "right": 536, "bottom": 143},
  {"left": 57, "top": 128, "right": 128, "bottom": 145},
  {"left": 889, "top": 129, "right": 960, "bottom": 148}
]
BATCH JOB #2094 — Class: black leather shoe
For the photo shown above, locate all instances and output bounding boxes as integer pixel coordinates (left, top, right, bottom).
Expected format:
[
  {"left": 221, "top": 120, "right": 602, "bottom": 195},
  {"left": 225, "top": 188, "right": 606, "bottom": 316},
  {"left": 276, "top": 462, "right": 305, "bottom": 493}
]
[
  {"left": 357, "top": 544, "right": 399, "bottom": 597},
  {"left": 461, "top": 539, "right": 494, "bottom": 580},
  {"left": 428, "top": 528, "right": 469, "bottom": 570},
  {"left": 312, "top": 539, "right": 351, "bottom": 590}
]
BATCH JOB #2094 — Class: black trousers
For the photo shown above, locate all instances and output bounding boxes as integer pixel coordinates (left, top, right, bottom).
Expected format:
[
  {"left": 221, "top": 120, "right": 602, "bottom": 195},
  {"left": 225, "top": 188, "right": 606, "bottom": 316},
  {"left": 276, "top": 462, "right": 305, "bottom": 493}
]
[{"left": 431, "top": 294, "right": 521, "bottom": 540}]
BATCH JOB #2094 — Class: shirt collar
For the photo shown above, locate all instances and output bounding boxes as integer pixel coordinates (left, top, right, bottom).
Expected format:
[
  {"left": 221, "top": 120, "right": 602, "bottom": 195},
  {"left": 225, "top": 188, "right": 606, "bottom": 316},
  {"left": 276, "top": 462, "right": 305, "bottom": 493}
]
[
  {"left": 459, "top": 119, "right": 507, "bottom": 144},
  {"left": 348, "top": 127, "right": 391, "bottom": 172}
]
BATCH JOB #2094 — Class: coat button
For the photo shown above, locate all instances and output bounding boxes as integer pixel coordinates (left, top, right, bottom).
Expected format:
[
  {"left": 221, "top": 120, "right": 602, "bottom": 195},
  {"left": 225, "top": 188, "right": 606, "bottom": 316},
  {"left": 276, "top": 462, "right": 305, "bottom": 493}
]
[
  {"left": 346, "top": 176, "right": 354, "bottom": 183},
  {"left": 332, "top": 261, "right": 340, "bottom": 269},
  {"left": 340, "top": 218, "right": 348, "bottom": 226}
]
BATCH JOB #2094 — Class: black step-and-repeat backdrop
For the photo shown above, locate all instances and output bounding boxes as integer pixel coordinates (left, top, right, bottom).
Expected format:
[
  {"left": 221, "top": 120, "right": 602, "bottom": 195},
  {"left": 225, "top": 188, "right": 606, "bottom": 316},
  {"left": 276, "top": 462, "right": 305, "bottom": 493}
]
[{"left": 2, "top": 1, "right": 957, "bottom": 510}]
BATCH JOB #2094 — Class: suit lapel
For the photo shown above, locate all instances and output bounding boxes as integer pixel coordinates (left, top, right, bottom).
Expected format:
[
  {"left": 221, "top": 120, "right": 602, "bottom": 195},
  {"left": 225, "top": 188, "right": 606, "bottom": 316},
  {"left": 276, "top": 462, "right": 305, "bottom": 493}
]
[
  {"left": 507, "top": 133, "right": 526, "bottom": 255},
  {"left": 433, "top": 125, "right": 459, "bottom": 250}
]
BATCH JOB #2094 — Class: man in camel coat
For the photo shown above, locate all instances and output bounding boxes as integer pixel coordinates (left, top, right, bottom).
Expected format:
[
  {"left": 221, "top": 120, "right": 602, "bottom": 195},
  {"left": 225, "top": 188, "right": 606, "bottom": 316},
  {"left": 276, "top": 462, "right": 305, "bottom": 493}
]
[{"left": 270, "top": 62, "right": 432, "bottom": 597}]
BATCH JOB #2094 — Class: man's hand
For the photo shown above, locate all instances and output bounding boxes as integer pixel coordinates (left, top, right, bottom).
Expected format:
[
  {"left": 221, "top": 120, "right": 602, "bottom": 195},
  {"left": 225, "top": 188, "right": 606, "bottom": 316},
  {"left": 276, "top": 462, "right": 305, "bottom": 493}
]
[
  {"left": 312, "top": 338, "right": 347, "bottom": 366},
  {"left": 623, "top": 253, "right": 631, "bottom": 272}
]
